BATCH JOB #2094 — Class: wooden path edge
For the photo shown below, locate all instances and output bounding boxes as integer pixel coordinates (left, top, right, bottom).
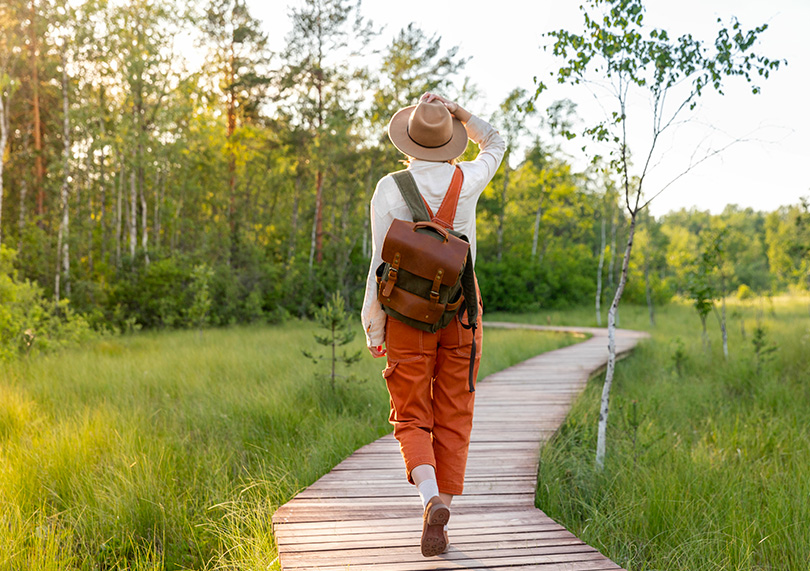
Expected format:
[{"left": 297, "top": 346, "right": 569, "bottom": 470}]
[{"left": 272, "top": 322, "right": 650, "bottom": 571}]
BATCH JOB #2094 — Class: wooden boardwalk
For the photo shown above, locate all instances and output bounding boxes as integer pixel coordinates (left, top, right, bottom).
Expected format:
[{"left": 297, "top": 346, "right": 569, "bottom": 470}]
[{"left": 272, "top": 323, "right": 649, "bottom": 570}]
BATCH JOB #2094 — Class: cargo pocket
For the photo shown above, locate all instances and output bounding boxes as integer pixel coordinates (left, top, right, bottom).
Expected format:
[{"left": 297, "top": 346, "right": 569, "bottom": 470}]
[{"left": 382, "top": 361, "right": 398, "bottom": 379}]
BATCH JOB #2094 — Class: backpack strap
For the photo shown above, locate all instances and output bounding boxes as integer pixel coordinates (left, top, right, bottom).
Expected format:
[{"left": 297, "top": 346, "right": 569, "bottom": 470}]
[
  {"left": 391, "top": 167, "right": 464, "bottom": 227},
  {"left": 432, "top": 167, "right": 464, "bottom": 230},
  {"left": 391, "top": 171, "right": 431, "bottom": 222}
]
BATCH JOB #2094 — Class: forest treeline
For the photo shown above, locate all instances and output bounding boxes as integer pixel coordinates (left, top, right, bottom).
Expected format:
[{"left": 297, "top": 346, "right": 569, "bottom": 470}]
[{"left": 0, "top": 0, "right": 808, "bottom": 343}]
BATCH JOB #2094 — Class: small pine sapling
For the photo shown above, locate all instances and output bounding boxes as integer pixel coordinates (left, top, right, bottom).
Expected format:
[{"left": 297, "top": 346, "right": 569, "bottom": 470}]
[
  {"left": 188, "top": 264, "right": 214, "bottom": 337},
  {"left": 303, "top": 292, "right": 362, "bottom": 391},
  {"left": 671, "top": 338, "right": 687, "bottom": 378},
  {"left": 751, "top": 324, "right": 777, "bottom": 376}
]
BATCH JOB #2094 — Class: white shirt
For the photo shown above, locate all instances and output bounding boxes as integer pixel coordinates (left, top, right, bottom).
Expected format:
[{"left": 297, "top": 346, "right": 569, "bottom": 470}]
[{"left": 361, "top": 114, "right": 506, "bottom": 347}]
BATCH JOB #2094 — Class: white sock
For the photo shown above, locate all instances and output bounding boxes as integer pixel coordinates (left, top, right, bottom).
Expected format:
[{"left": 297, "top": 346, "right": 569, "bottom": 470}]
[{"left": 416, "top": 479, "right": 440, "bottom": 509}]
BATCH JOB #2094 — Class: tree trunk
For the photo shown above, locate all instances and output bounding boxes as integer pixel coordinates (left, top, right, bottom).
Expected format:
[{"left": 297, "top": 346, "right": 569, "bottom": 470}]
[
  {"left": 609, "top": 205, "right": 620, "bottom": 327},
  {"left": 596, "top": 212, "right": 637, "bottom": 470},
  {"left": 84, "top": 146, "right": 92, "bottom": 273},
  {"left": 607, "top": 204, "right": 617, "bottom": 297},
  {"left": 497, "top": 163, "right": 510, "bottom": 262},
  {"left": 130, "top": 170, "right": 136, "bottom": 259},
  {"left": 701, "top": 315, "right": 709, "bottom": 352},
  {"left": 0, "top": 84, "right": 9, "bottom": 247},
  {"left": 55, "top": 54, "right": 71, "bottom": 302},
  {"left": 227, "top": 41, "right": 237, "bottom": 254},
  {"left": 531, "top": 202, "right": 542, "bottom": 259},
  {"left": 30, "top": 0, "right": 45, "bottom": 219},
  {"left": 140, "top": 169, "right": 149, "bottom": 264},
  {"left": 309, "top": 170, "right": 324, "bottom": 269},
  {"left": 596, "top": 216, "right": 606, "bottom": 326},
  {"left": 314, "top": 169, "right": 324, "bottom": 265},
  {"left": 18, "top": 179, "right": 27, "bottom": 253},
  {"left": 99, "top": 87, "right": 107, "bottom": 261},
  {"left": 116, "top": 165, "right": 123, "bottom": 269},
  {"left": 154, "top": 167, "right": 162, "bottom": 251},
  {"left": 288, "top": 169, "right": 301, "bottom": 263}
]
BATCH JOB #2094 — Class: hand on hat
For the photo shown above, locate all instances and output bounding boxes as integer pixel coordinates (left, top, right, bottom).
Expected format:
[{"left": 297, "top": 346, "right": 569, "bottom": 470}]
[{"left": 420, "top": 93, "right": 471, "bottom": 123}]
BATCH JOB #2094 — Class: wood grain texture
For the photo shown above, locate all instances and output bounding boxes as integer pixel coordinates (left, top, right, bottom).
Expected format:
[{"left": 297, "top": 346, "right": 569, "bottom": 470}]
[{"left": 272, "top": 323, "right": 649, "bottom": 570}]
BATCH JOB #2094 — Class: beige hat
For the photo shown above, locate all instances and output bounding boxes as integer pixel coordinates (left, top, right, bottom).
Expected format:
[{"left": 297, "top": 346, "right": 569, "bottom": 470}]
[{"left": 387, "top": 100, "right": 468, "bottom": 161}]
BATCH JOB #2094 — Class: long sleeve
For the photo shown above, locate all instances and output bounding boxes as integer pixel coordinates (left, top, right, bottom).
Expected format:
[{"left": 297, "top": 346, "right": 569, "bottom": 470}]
[
  {"left": 361, "top": 180, "right": 394, "bottom": 347},
  {"left": 360, "top": 114, "right": 504, "bottom": 347}
]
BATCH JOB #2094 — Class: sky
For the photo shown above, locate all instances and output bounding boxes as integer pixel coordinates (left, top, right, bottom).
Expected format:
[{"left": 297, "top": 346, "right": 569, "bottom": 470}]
[{"left": 251, "top": 0, "right": 808, "bottom": 217}]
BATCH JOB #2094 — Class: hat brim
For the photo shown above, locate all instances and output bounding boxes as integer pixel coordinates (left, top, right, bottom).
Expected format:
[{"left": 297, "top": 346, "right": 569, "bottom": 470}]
[{"left": 388, "top": 105, "right": 469, "bottom": 162}]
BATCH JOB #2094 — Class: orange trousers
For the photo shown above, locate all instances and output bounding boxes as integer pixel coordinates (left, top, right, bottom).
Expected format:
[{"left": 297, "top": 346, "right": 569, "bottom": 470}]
[{"left": 383, "top": 303, "right": 483, "bottom": 496}]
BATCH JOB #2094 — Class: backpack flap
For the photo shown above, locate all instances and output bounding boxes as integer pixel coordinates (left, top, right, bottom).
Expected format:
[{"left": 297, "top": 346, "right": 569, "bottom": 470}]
[{"left": 381, "top": 219, "right": 469, "bottom": 285}]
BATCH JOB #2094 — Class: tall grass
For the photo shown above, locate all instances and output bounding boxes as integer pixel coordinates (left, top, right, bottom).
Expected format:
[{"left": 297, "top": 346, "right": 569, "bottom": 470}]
[
  {"left": 0, "top": 319, "right": 575, "bottom": 570},
  {"left": 532, "top": 295, "right": 810, "bottom": 570}
]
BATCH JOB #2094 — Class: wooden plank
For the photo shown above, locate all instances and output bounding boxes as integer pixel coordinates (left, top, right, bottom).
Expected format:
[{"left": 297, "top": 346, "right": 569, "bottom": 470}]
[
  {"left": 272, "top": 324, "right": 646, "bottom": 570},
  {"left": 281, "top": 552, "right": 621, "bottom": 571}
]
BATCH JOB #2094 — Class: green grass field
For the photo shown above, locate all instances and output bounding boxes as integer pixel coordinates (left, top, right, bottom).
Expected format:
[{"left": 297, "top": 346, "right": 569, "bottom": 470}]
[
  {"left": 0, "top": 319, "right": 576, "bottom": 570},
  {"left": 525, "top": 296, "right": 810, "bottom": 570},
  {"left": 3, "top": 296, "right": 808, "bottom": 570}
]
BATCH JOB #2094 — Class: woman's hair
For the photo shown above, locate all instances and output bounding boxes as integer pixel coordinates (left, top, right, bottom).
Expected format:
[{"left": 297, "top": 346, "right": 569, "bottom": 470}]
[{"left": 400, "top": 156, "right": 457, "bottom": 166}]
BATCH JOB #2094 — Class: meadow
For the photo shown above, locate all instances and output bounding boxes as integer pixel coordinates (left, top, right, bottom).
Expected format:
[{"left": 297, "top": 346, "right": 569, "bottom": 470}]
[
  {"left": 0, "top": 319, "right": 575, "bottom": 570},
  {"left": 3, "top": 297, "right": 808, "bottom": 570},
  {"left": 517, "top": 297, "right": 810, "bottom": 571}
]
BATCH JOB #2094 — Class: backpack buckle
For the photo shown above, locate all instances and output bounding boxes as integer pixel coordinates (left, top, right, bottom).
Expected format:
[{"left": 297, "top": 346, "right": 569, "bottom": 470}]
[{"left": 429, "top": 269, "right": 444, "bottom": 310}]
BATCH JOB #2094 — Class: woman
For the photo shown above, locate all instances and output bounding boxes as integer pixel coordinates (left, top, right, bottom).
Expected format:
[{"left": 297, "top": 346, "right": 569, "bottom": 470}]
[{"left": 361, "top": 92, "right": 505, "bottom": 556}]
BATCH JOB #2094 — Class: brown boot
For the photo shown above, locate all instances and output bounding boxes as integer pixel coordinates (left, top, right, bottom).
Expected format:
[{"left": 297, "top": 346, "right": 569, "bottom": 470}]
[{"left": 421, "top": 496, "right": 450, "bottom": 557}]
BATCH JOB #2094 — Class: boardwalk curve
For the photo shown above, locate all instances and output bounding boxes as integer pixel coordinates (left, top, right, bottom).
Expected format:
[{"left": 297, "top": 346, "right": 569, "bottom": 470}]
[{"left": 273, "top": 323, "right": 649, "bottom": 570}]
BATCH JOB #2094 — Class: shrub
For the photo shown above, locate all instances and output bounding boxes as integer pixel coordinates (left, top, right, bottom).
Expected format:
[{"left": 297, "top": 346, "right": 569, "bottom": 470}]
[{"left": 0, "top": 246, "right": 95, "bottom": 361}]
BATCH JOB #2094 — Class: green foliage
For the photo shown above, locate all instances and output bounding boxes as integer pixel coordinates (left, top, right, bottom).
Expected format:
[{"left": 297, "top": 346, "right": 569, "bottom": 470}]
[
  {"left": 751, "top": 324, "right": 777, "bottom": 375},
  {"left": 0, "top": 0, "right": 800, "bottom": 346},
  {"left": 302, "top": 292, "right": 362, "bottom": 391},
  {"left": 188, "top": 263, "right": 214, "bottom": 332},
  {"left": 536, "top": 0, "right": 783, "bottom": 158},
  {"left": 537, "top": 297, "right": 810, "bottom": 570},
  {"left": 0, "top": 246, "right": 95, "bottom": 362},
  {"left": 478, "top": 246, "right": 595, "bottom": 312}
]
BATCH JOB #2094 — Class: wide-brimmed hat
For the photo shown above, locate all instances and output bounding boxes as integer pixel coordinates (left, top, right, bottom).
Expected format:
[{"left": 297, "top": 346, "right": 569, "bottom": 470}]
[{"left": 388, "top": 100, "right": 468, "bottom": 161}]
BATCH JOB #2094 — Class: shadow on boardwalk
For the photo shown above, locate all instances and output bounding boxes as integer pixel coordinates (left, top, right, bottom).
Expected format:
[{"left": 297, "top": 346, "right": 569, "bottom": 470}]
[{"left": 272, "top": 323, "right": 649, "bottom": 570}]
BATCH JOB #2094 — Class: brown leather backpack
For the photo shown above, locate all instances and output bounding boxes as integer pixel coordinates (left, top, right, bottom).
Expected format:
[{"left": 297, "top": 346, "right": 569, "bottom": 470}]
[{"left": 375, "top": 167, "right": 479, "bottom": 391}]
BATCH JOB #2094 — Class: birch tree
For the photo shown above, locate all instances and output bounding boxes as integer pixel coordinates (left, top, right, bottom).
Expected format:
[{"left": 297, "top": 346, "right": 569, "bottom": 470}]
[
  {"left": 54, "top": 44, "right": 70, "bottom": 302},
  {"left": 534, "top": 0, "right": 783, "bottom": 469},
  {"left": 0, "top": 3, "right": 22, "bottom": 248}
]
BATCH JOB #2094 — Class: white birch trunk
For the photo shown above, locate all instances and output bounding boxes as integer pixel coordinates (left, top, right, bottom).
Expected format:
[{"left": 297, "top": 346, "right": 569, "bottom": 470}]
[
  {"left": 596, "top": 216, "right": 606, "bottom": 326},
  {"left": 0, "top": 83, "right": 10, "bottom": 247},
  {"left": 129, "top": 170, "right": 136, "bottom": 259},
  {"left": 288, "top": 173, "right": 301, "bottom": 263},
  {"left": 607, "top": 205, "right": 617, "bottom": 292},
  {"left": 608, "top": 205, "right": 618, "bottom": 326},
  {"left": 116, "top": 165, "right": 123, "bottom": 268},
  {"left": 596, "top": 214, "right": 637, "bottom": 470},
  {"left": 55, "top": 56, "right": 71, "bottom": 302},
  {"left": 531, "top": 203, "right": 542, "bottom": 259},
  {"left": 497, "top": 164, "right": 510, "bottom": 262},
  {"left": 18, "top": 179, "right": 27, "bottom": 253},
  {"left": 153, "top": 168, "right": 161, "bottom": 251},
  {"left": 140, "top": 172, "right": 149, "bottom": 264}
]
